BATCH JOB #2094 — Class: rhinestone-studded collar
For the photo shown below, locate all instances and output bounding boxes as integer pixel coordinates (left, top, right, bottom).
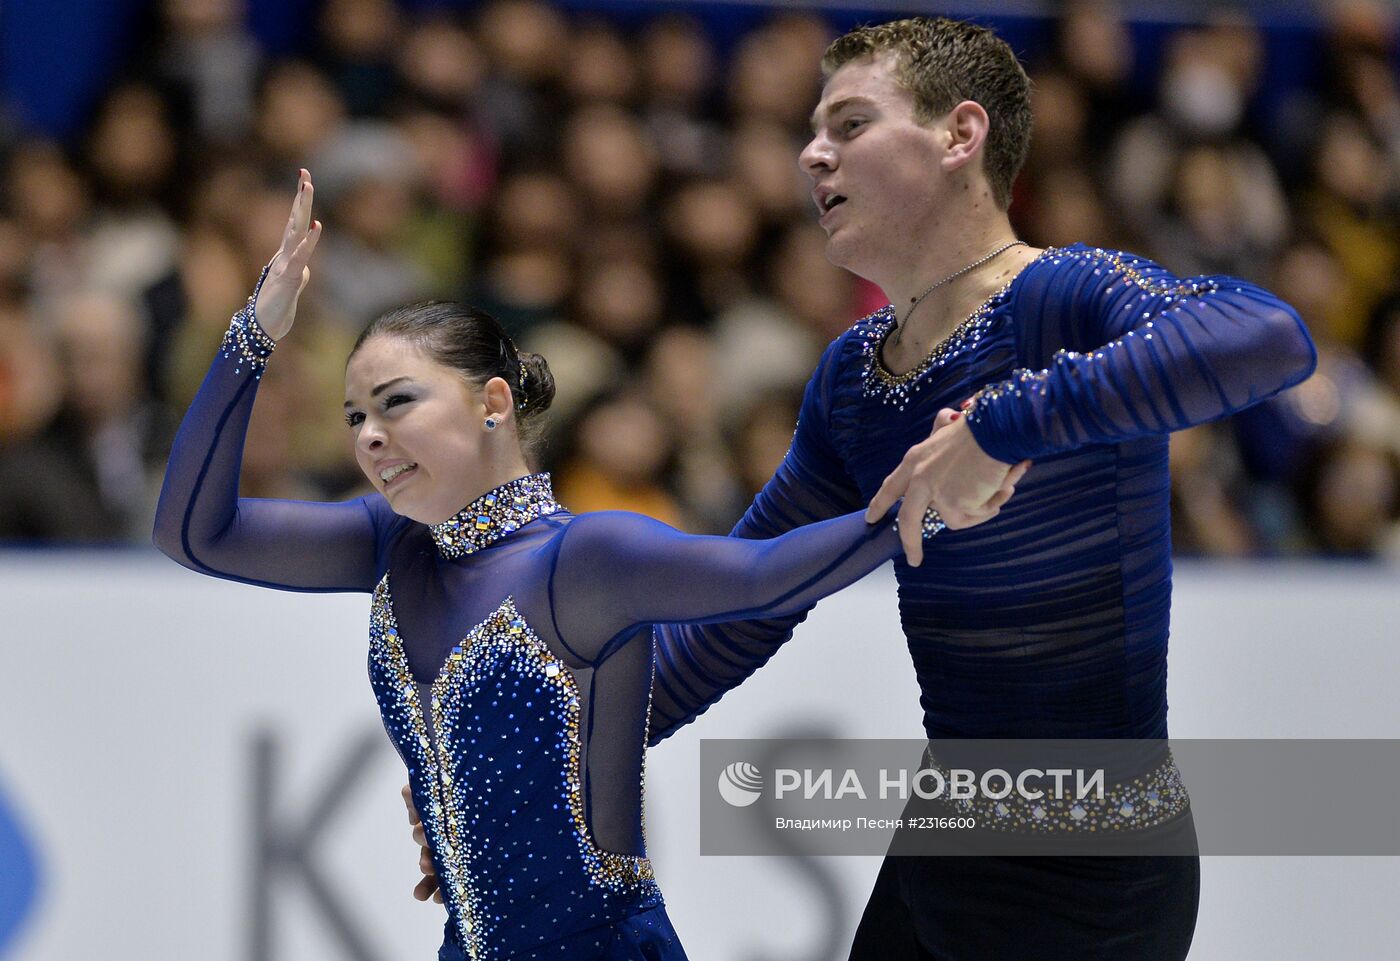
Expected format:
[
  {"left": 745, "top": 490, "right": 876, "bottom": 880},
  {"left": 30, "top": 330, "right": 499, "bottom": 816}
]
[
  {"left": 859, "top": 246, "right": 1057, "bottom": 411},
  {"left": 429, "top": 472, "right": 562, "bottom": 559}
]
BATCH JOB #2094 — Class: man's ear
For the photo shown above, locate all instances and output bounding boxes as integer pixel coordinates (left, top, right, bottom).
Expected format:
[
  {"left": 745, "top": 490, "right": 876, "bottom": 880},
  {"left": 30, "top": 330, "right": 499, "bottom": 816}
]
[{"left": 941, "top": 100, "right": 990, "bottom": 174}]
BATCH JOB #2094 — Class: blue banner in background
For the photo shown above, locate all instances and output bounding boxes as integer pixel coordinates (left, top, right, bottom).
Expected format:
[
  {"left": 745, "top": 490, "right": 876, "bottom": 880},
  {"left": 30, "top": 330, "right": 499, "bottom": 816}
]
[
  {"left": 0, "top": 0, "right": 1343, "bottom": 144},
  {"left": 0, "top": 0, "right": 140, "bottom": 140},
  {"left": 0, "top": 772, "right": 41, "bottom": 958},
  {"left": 0, "top": 0, "right": 320, "bottom": 141}
]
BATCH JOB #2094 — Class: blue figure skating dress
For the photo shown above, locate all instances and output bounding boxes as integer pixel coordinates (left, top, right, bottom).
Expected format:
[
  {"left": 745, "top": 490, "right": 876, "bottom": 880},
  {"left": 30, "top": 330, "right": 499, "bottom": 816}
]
[{"left": 151, "top": 272, "right": 909, "bottom": 961}]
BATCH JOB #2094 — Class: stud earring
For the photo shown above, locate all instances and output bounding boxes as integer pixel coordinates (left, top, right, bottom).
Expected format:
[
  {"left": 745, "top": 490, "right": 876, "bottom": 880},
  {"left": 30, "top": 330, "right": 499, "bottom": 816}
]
[{"left": 484, "top": 416, "right": 498, "bottom": 431}]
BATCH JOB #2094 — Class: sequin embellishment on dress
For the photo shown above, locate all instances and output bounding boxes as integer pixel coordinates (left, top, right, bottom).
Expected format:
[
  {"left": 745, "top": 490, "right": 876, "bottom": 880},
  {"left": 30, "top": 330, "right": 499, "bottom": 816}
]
[
  {"left": 429, "top": 473, "right": 561, "bottom": 559},
  {"left": 219, "top": 260, "right": 277, "bottom": 378},
  {"left": 368, "top": 575, "right": 658, "bottom": 959}
]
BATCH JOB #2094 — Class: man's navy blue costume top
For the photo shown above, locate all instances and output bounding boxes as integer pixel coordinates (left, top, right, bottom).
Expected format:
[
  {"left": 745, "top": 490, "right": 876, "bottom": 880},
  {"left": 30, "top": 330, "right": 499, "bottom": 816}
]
[{"left": 650, "top": 244, "right": 1318, "bottom": 744}]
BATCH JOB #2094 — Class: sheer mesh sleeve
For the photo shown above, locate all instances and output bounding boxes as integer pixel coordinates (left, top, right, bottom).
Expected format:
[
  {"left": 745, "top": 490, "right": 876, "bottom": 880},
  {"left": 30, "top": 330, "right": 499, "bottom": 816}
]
[
  {"left": 551, "top": 508, "right": 898, "bottom": 662},
  {"left": 151, "top": 270, "right": 396, "bottom": 593},
  {"left": 966, "top": 249, "right": 1318, "bottom": 464},
  {"left": 647, "top": 339, "right": 865, "bottom": 744}
]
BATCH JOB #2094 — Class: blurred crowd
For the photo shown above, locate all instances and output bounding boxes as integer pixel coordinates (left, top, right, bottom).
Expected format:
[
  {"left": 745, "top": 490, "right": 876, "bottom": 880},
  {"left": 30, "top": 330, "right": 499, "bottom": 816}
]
[{"left": 0, "top": 0, "right": 1397, "bottom": 559}]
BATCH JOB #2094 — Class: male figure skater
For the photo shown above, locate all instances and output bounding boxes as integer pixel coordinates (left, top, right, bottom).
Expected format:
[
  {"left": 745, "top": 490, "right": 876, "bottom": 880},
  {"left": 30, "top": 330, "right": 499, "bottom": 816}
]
[{"left": 412, "top": 17, "right": 1316, "bottom": 959}]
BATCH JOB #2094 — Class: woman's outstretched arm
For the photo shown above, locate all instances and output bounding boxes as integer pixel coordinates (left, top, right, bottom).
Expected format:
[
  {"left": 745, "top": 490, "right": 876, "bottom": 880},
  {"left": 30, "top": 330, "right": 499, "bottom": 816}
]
[
  {"left": 551, "top": 447, "right": 1023, "bottom": 662},
  {"left": 152, "top": 170, "right": 397, "bottom": 593}
]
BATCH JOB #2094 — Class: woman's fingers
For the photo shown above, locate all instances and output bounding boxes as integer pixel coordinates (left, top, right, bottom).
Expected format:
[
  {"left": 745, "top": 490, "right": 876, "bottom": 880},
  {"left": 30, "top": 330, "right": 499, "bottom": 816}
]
[
  {"left": 280, "top": 170, "right": 314, "bottom": 255},
  {"left": 412, "top": 822, "right": 426, "bottom": 846},
  {"left": 286, "top": 220, "right": 322, "bottom": 274},
  {"left": 932, "top": 407, "right": 958, "bottom": 432},
  {"left": 252, "top": 171, "right": 320, "bottom": 340},
  {"left": 295, "top": 179, "right": 314, "bottom": 237}
]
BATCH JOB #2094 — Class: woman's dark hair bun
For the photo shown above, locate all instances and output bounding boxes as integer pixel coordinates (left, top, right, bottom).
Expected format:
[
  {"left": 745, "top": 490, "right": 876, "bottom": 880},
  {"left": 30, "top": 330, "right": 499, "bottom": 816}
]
[{"left": 517, "top": 351, "right": 555, "bottom": 418}]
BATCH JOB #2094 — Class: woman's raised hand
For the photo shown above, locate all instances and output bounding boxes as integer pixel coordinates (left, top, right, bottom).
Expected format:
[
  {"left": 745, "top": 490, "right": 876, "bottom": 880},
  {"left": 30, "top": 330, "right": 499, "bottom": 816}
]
[{"left": 253, "top": 168, "right": 323, "bottom": 341}]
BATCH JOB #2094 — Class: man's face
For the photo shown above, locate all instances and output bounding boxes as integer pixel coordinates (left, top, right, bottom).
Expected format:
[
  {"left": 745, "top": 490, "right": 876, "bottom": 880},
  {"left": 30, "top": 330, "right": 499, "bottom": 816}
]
[{"left": 799, "top": 53, "right": 947, "bottom": 279}]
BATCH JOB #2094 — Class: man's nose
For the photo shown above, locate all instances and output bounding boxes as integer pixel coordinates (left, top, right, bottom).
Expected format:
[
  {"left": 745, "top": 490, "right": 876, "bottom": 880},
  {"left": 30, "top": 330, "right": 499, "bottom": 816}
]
[{"left": 799, "top": 132, "right": 835, "bottom": 177}]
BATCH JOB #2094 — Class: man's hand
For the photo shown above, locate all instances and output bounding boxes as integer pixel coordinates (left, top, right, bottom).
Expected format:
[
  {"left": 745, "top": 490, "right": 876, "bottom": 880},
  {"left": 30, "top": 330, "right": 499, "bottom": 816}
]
[
  {"left": 402, "top": 784, "right": 443, "bottom": 904},
  {"left": 865, "top": 406, "right": 1030, "bottom": 566}
]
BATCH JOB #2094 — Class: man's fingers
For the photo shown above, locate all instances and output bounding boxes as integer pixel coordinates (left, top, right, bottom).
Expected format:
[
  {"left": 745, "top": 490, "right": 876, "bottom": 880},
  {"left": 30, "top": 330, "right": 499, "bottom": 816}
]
[
  {"left": 937, "top": 508, "right": 975, "bottom": 530},
  {"left": 984, "top": 462, "right": 1031, "bottom": 513},
  {"left": 405, "top": 780, "right": 442, "bottom": 908},
  {"left": 966, "top": 461, "right": 1029, "bottom": 520},
  {"left": 895, "top": 496, "right": 926, "bottom": 567},
  {"left": 983, "top": 484, "right": 1015, "bottom": 513},
  {"left": 944, "top": 504, "right": 997, "bottom": 528},
  {"left": 865, "top": 461, "right": 909, "bottom": 522}
]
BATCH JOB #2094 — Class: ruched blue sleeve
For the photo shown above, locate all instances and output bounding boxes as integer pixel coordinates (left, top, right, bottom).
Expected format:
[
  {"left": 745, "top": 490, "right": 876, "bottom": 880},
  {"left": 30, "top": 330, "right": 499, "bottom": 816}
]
[
  {"left": 965, "top": 248, "right": 1318, "bottom": 464},
  {"left": 551, "top": 508, "right": 897, "bottom": 664},
  {"left": 647, "top": 338, "right": 865, "bottom": 744},
  {"left": 151, "top": 270, "right": 397, "bottom": 592}
]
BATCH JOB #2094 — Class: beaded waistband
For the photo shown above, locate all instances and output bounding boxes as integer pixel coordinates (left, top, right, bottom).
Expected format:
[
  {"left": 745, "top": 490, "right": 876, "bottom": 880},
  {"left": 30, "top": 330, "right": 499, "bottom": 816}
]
[{"left": 924, "top": 745, "right": 1190, "bottom": 834}]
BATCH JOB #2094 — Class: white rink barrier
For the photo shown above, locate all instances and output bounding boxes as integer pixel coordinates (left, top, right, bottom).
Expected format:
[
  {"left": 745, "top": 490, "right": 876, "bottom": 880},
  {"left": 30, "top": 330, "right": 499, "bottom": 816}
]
[{"left": 1, "top": 552, "right": 1397, "bottom": 961}]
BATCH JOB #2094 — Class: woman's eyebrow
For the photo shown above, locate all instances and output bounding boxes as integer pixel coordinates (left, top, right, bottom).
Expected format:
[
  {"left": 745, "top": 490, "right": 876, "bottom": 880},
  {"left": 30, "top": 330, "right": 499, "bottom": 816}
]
[{"left": 344, "top": 376, "right": 414, "bottom": 408}]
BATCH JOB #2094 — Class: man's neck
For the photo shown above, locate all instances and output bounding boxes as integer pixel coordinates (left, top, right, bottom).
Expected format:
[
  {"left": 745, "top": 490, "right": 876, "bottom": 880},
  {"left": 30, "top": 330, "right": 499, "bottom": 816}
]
[
  {"left": 877, "top": 219, "right": 1039, "bottom": 371},
  {"left": 882, "top": 216, "right": 1021, "bottom": 310}
]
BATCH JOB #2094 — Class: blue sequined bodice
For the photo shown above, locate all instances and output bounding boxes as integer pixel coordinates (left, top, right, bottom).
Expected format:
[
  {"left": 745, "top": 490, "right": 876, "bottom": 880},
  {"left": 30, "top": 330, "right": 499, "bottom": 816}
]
[{"left": 369, "top": 580, "right": 658, "bottom": 959}]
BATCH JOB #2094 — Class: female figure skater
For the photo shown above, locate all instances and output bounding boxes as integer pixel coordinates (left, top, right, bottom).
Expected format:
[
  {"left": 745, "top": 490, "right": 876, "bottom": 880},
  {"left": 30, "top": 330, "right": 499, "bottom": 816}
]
[{"left": 151, "top": 171, "right": 1020, "bottom": 961}]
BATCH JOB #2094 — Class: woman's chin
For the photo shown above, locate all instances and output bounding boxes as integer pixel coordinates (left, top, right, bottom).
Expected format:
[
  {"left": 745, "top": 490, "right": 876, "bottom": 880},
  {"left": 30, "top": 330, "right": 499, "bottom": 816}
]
[
  {"left": 396, "top": 491, "right": 461, "bottom": 528},
  {"left": 381, "top": 482, "right": 419, "bottom": 518}
]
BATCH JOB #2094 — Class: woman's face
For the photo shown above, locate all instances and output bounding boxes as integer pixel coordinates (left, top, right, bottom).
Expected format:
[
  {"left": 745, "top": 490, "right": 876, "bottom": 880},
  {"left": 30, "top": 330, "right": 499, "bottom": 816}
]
[{"left": 344, "top": 334, "right": 492, "bottom": 524}]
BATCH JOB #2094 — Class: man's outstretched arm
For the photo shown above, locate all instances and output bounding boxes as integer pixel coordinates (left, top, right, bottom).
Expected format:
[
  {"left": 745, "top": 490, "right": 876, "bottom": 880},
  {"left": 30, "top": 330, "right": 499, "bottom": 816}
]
[{"left": 867, "top": 251, "right": 1316, "bottom": 557}]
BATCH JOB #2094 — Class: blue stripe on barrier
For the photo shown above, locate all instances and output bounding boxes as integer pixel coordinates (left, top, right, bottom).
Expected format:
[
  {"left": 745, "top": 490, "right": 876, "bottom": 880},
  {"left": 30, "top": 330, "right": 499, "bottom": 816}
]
[{"left": 0, "top": 773, "right": 41, "bottom": 958}]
